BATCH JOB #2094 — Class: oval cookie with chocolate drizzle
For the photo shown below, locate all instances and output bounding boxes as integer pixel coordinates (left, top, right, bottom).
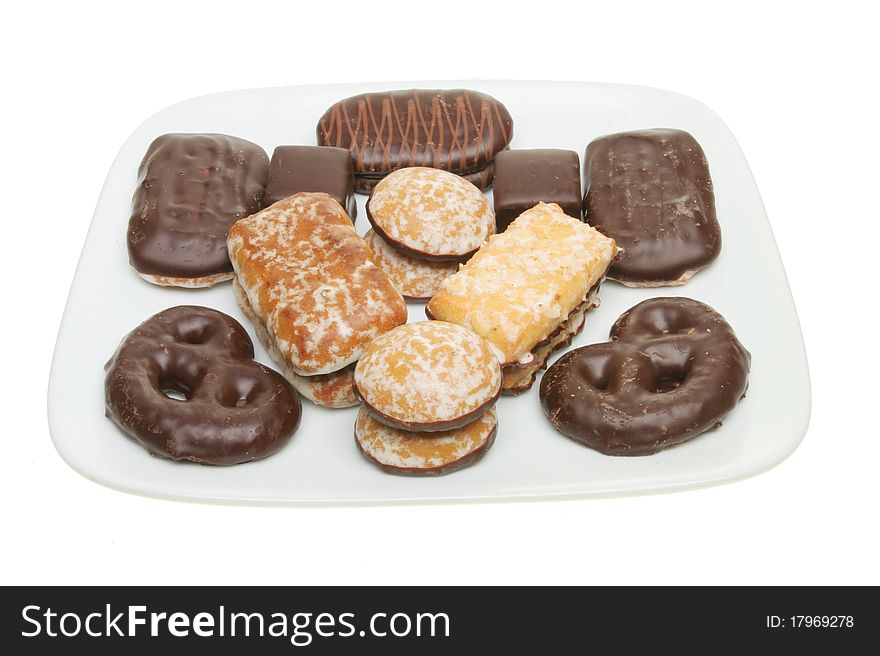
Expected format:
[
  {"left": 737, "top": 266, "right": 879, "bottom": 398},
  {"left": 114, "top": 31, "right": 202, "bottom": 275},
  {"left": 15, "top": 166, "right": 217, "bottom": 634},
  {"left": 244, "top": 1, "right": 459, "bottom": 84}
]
[{"left": 316, "top": 88, "right": 513, "bottom": 193}]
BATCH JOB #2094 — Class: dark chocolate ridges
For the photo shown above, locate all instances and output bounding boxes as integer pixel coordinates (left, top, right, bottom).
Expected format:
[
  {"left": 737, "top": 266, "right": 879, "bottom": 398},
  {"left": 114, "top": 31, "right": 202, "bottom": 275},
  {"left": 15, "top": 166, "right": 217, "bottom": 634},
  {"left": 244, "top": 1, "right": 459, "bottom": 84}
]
[{"left": 317, "top": 89, "right": 512, "bottom": 190}]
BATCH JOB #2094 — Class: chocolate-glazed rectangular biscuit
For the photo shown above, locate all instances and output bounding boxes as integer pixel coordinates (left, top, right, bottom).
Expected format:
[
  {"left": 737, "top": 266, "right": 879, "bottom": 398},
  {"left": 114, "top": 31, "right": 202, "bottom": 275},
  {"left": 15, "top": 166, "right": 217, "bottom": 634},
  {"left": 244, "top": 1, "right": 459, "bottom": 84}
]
[
  {"left": 492, "top": 149, "right": 582, "bottom": 231},
  {"left": 583, "top": 129, "right": 720, "bottom": 286},
  {"left": 316, "top": 89, "right": 513, "bottom": 193},
  {"left": 128, "top": 133, "right": 269, "bottom": 287},
  {"left": 264, "top": 146, "right": 357, "bottom": 220}
]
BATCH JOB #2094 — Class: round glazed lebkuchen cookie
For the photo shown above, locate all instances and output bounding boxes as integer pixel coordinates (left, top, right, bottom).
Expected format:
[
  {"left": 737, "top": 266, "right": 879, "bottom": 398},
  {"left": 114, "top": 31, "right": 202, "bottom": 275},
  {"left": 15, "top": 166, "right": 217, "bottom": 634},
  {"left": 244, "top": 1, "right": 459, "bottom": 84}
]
[
  {"left": 104, "top": 306, "right": 301, "bottom": 465},
  {"left": 353, "top": 321, "right": 501, "bottom": 431},
  {"left": 363, "top": 229, "right": 459, "bottom": 301},
  {"left": 366, "top": 167, "right": 495, "bottom": 262},
  {"left": 539, "top": 297, "right": 750, "bottom": 456},
  {"left": 355, "top": 406, "right": 498, "bottom": 476}
]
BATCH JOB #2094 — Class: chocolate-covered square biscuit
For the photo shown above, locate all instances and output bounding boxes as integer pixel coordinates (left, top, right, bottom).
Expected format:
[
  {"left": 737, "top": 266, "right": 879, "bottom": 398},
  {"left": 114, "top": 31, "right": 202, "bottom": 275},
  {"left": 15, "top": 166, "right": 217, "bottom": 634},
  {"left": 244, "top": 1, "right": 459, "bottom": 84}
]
[
  {"left": 492, "top": 149, "right": 581, "bottom": 232},
  {"left": 583, "top": 129, "right": 720, "bottom": 286},
  {"left": 264, "top": 146, "right": 357, "bottom": 220},
  {"left": 127, "top": 133, "right": 269, "bottom": 287}
]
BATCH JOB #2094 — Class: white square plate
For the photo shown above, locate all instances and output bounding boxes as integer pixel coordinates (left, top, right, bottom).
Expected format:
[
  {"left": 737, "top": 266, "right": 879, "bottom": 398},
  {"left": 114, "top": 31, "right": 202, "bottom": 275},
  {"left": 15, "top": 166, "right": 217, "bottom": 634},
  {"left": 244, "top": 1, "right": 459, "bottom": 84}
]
[{"left": 48, "top": 81, "right": 810, "bottom": 505}]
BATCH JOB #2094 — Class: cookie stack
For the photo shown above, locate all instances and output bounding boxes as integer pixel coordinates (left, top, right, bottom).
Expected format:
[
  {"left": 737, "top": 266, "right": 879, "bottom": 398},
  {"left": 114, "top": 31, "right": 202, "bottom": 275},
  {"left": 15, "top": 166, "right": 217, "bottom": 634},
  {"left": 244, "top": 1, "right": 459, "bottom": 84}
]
[
  {"left": 352, "top": 321, "right": 502, "bottom": 476},
  {"left": 363, "top": 167, "right": 494, "bottom": 300}
]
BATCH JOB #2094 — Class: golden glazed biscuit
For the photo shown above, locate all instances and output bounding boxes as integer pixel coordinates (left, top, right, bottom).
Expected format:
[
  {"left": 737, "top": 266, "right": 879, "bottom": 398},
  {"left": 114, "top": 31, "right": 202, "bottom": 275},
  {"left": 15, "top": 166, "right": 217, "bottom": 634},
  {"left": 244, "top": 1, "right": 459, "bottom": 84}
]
[
  {"left": 353, "top": 321, "right": 501, "bottom": 431},
  {"left": 366, "top": 167, "right": 495, "bottom": 261},
  {"left": 228, "top": 193, "right": 407, "bottom": 377},
  {"left": 355, "top": 406, "right": 498, "bottom": 476},
  {"left": 427, "top": 202, "right": 618, "bottom": 394},
  {"left": 363, "top": 229, "right": 459, "bottom": 301}
]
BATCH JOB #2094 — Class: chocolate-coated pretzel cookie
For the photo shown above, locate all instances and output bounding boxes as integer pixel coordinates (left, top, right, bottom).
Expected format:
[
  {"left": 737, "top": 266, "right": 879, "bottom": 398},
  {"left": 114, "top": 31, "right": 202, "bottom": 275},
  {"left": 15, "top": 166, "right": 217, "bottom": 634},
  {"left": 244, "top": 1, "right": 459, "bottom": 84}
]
[
  {"left": 104, "top": 306, "right": 301, "bottom": 465},
  {"left": 540, "top": 297, "right": 750, "bottom": 456}
]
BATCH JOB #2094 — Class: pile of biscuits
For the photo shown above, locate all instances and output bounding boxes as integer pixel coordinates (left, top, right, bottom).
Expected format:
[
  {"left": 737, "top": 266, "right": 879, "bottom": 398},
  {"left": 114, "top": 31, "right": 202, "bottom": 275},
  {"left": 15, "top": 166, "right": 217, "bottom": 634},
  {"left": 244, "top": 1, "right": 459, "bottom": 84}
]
[
  {"left": 364, "top": 167, "right": 492, "bottom": 299},
  {"left": 104, "top": 87, "right": 751, "bottom": 475},
  {"left": 352, "top": 322, "right": 501, "bottom": 475}
]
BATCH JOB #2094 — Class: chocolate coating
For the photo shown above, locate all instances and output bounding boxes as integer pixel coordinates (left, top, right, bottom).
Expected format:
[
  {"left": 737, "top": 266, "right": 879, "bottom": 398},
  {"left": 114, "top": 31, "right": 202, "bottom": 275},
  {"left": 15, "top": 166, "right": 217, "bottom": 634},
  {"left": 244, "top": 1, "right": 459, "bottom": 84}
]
[
  {"left": 493, "top": 149, "right": 582, "bottom": 231},
  {"left": 356, "top": 426, "right": 496, "bottom": 477},
  {"left": 354, "top": 407, "right": 498, "bottom": 477},
  {"left": 540, "top": 298, "right": 750, "bottom": 456},
  {"left": 583, "top": 129, "right": 720, "bottom": 286},
  {"left": 364, "top": 167, "right": 495, "bottom": 263},
  {"left": 104, "top": 306, "right": 301, "bottom": 465},
  {"left": 316, "top": 89, "right": 513, "bottom": 192},
  {"left": 352, "top": 321, "right": 502, "bottom": 432},
  {"left": 264, "top": 145, "right": 357, "bottom": 220},
  {"left": 352, "top": 379, "right": 501, "bottom": 433},
  {"left": 128, "top": 134, "right": 269, "bottom": 281}
]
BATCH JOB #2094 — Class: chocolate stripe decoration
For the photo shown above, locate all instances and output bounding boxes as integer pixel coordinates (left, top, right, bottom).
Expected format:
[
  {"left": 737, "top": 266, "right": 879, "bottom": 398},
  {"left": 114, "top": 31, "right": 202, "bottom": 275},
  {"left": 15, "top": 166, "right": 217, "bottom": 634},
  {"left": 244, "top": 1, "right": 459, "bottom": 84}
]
[{"left": 316, "top": 89, "right": 513, "bottom": 191}]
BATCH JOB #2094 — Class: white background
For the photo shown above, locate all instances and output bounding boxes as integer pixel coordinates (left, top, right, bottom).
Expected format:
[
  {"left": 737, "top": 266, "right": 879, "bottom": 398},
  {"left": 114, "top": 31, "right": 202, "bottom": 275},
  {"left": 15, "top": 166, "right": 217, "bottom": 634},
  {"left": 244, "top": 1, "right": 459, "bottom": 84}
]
[{"left": 2, "top": 0, "right": 877, "bottom": 585}]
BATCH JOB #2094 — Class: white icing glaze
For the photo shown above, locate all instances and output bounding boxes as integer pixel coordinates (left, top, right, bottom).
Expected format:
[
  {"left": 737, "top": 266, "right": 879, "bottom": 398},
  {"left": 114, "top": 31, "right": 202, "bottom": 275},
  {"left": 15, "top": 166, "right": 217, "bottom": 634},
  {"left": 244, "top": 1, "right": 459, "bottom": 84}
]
[
  {"left": 233, "top": 279, "right": 358, "bottom": 408},
  {"left": 227, "top": 193, "right": 407, "bottom": 376},
  {"left": 356, "top": 406, "right": 497, "bottom": 470},
  {"left": 354, "top": 321, "right": 501, "bottom": 424},
  {"left": 368, "top": 167, "right": 494, "bottom": 257},
  {"left": 363, "top": 229, "right": 458, "bottom": 299}
]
